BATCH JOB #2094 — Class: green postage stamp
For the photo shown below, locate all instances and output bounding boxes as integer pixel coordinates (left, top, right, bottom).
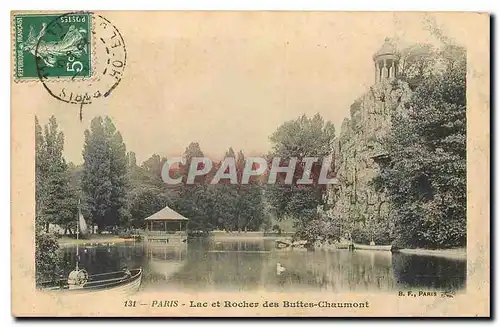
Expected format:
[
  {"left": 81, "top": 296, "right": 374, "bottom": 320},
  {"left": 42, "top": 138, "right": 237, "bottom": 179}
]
[{"left": 13, "top": 12, "right": 92, "bottom": 80}]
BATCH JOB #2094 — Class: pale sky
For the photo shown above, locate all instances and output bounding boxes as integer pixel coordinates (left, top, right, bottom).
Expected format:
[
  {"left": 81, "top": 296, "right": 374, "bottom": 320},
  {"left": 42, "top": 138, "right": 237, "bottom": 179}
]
[{"left": 27, "top": 12, "right": 472, "bottom": 164}]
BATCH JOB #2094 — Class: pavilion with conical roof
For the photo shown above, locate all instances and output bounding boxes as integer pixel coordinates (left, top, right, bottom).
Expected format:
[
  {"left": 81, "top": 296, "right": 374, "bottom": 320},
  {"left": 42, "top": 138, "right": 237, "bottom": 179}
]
[{"left": 144, "top": 206, "right": 188, "bottom": 243}]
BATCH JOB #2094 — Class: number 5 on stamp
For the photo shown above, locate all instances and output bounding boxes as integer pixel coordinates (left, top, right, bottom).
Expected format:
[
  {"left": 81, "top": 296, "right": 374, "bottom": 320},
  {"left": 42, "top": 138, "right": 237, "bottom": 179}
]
[{"left": 13, "top": 12, "right": 93, "bottom": 80}]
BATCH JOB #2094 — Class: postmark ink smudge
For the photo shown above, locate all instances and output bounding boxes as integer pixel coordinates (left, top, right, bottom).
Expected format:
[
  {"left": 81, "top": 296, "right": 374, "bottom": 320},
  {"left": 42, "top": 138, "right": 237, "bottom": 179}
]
[{"left": 30, "top": 11, "right": 127, "bottom": 121}]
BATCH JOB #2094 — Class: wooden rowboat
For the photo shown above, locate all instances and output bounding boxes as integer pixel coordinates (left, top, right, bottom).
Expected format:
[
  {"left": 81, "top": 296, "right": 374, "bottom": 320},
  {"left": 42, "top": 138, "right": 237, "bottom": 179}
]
[
  {"left": 354, "top": 243, "right": 394, "bottom": 252},
  {"left": 40, "top": 267, "right": 143, "bottom": 296},
  {"left": 40, "top": 201, "right": 144, "bottom": 296},
  {"left": 275, "top": 240, "right": 292, "bottom": 249}
]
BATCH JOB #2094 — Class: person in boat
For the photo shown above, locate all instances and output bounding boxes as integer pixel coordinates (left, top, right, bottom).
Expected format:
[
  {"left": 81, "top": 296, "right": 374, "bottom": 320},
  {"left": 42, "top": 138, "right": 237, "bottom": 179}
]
[{"left": 67, "top": 268, "right": 89, "bottom": 289}]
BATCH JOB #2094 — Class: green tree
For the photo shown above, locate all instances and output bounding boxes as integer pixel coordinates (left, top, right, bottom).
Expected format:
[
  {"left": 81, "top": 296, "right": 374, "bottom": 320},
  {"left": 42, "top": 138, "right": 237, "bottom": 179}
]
[
  {"left": 35, "top": 115, "right": 77, "bottom": 284},
  {"left": 81, "top": 116, "right": 130, "bottom": 232},
  {"left": 142, "top": 154, "right": 167, "bottom": 182},
  {"left": 209, "top": 147, "right": 238, "bottom": 231},
  {"left": 106, "top": 118, "right": 130, "bottom": 227},
  {"left": 36, "top": 116, "right": 78, "bottom": 232},
  {"left": 398, "top": 43, "right": 438, "bottom": 90},
  {"left": 35, "top": 224, "right": 60, "bottom": 285},
  {"left": 234, "top": 150, "right": 265, "bottom": 231},
  {"left": 35, "top": 116, "right": 47, "bottom": 225},
  {"left": 267, "top": 114, "right": 335, "bottom": 227},
  {"left": 194, "top": 148, "right": 267, "bottom": 232},
  {"left": 127, "top": 152, "right": 173, "bottom": 228},
  {"left": 171, "top": 142, "right": 213, "bottom": 231},
  {"left": 375, "top": 45, "right": 466, "bottom": 249},
  {"left": 129, "top": 186, "right": 168, "bottom": 228}
]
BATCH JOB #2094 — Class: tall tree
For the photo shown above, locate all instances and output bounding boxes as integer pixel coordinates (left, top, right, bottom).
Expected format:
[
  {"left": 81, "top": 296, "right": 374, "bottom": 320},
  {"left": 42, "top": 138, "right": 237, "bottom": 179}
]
[
  {"left": 105, "top": 117, "right": 130, "bottom": 227},
  {"left": 36, "top": 116, "right": 78, "bottom": 232},
  {"left": 35, "top": 115, "right": 77, "bottom": 284},
  {"left": 126, "top": 151, "right": 137, "bottom": 169},
  {"left": 210, "top": 147, "right": 238, "bottom": 231},
  {"left": 171, "top": 142, "right": 213, "bottom": 231},
  {"left": 234, "top": 150, "right": 265, "bottom": 231},
  {"left": 81, "top": 116, "right": 130, "bottom": 232},
  {"left": 35, "top": 116, "right": 47, "bottom": 225}
]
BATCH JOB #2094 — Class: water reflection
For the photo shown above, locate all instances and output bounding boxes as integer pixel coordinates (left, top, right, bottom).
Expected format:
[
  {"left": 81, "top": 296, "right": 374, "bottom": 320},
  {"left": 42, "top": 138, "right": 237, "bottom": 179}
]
[
  {"left": 59, "top": 239, "right": 466, "bottom": 292},
  {"left": 60, "top": 244, "right": 144, "bottom": 275},
  {"left": 146, "top": 244, "right": 188, "bottom": 287},
  {"left": 392, "top": 253, "right": 466, "bottom": 290}
]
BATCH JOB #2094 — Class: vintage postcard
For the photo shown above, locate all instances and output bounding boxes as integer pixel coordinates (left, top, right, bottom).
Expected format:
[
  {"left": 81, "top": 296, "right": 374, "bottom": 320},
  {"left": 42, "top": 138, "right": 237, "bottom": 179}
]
[{"left": 11, "top": 11, "right": 490, "bottom": 317}]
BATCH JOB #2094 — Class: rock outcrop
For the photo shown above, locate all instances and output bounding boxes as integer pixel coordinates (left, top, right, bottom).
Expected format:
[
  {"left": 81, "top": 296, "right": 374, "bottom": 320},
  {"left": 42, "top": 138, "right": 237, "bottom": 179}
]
[{"left": 322, "top": 78, "right": 412, "bottom": 243}]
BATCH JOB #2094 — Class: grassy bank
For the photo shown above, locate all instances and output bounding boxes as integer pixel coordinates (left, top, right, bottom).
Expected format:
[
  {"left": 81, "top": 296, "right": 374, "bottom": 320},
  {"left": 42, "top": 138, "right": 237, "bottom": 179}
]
[{"left": 58, "top": 235, "right": 138, "bottom": 247}]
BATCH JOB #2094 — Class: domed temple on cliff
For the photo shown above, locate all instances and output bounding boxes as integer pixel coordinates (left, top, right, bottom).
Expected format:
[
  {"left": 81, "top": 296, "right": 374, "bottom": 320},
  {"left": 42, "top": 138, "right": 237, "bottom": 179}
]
[
  {"left": 373, "top": 37, "right": 400, "bottom": 83},
  {"left": 322, "top": 38, "right": 411, "bottom": 243}
]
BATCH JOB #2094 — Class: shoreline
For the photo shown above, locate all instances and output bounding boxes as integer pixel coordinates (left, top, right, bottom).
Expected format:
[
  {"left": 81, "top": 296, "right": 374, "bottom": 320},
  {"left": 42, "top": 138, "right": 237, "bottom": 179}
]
[
  {"left": 58, "top": 235, "right": 137, "bottom": 247},
  {"left": 315, "top": 241, "right": 466, "bottom": 260},
  {"left": 57, "top": 234, "right": 467, "bottom": 260},
  {"left": 210, "top": 235, "right": 291, "bottom": 241},
  {"left": 209, "top": 231, "right": 293, "bottom": 241},
  {"left": 397, "top": 248, "right": 466, "bottom": 260}
]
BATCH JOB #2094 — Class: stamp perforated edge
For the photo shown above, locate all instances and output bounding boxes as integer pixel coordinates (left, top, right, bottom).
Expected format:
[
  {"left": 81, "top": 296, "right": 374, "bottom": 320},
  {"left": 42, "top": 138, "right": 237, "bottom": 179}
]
[{"left": 12, "top": 10, "right": 98, "bottom": 84}]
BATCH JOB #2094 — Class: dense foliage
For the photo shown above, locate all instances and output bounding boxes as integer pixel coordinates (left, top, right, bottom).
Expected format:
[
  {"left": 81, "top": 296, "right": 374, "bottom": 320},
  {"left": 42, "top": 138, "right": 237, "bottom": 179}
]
[
  {"left": 266, "top": 114, "right": 336, "bottom": 228},
  {"left": 81, "top": 117, "right": 130, "bottom": 232},
  {"left": 375, "top": 44, "right": 467, "bottom": 249},
  {"left": 36, "top": 116, "right": 79, "bottom": 233},
  {"left": 35, "top": 116, "right": 71, "bottom": 283},
  {"left": 295, "top": 216, "right": 342, "bottom": 244},
  {"left": 171, "top": 144, "right": 266, "bottom": 232},
  {"left": 35, "top": 225, "right": 61, "bottom": 285}
]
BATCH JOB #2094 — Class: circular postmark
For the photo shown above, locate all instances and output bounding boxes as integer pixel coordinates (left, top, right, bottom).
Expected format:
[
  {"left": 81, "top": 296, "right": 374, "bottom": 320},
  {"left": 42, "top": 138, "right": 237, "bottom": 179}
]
[{"left": 34, "top": 11, "right": 127, "bottom": 119}]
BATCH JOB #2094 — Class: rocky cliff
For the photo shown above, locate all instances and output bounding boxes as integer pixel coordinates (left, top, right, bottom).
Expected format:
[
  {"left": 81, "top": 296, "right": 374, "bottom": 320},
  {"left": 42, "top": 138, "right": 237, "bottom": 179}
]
[{"left": 323, "top": 78, "right": 412, "bottom": 243}]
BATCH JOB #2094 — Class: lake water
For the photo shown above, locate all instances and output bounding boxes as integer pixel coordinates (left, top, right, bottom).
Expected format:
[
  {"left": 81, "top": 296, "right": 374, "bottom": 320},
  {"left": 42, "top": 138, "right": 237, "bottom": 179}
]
[{"left": 59, "top": 238, "right": 466, "bottom": 293}]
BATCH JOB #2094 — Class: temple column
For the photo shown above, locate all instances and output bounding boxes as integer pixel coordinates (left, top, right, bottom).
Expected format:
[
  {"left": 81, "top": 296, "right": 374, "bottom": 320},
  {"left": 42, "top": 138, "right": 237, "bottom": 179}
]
[
  {"left": 378, "top": 61, "right": 382, "bottom": 82},
  {"left": 377, "top": 61, "right": 380, "bottom": 83},
  {"left": 384, "top": 59, "right": 388, "bottom": 79},
  {"left": 390, "top": 60, "right": 395, "bottom": 78},
  {"left": 375, "top": 61, "right": 378, "bottom": 83}
]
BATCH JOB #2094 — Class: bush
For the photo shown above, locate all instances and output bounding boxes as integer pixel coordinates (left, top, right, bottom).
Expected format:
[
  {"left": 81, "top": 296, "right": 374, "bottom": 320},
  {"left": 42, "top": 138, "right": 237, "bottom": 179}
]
[
  {"left": 35, "top": 231, "right": 61, "bottom": 285},
  {"left": 351, "top": 219, "right": 393, "bottom": 245},
  {"left": 377, "top": 45, "right": 466, "bottom": 249},
  {"left": 295, "top": 218, "right": 342, "bottom": 244}
]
